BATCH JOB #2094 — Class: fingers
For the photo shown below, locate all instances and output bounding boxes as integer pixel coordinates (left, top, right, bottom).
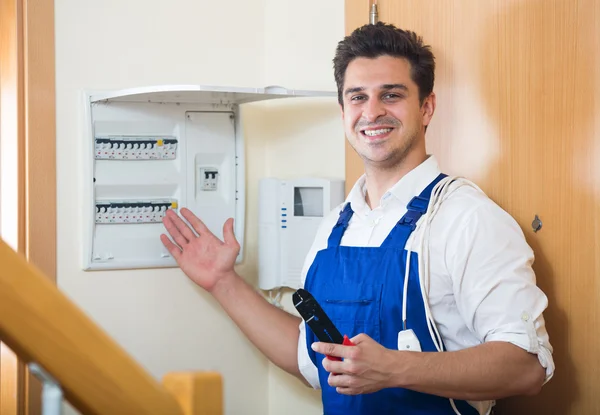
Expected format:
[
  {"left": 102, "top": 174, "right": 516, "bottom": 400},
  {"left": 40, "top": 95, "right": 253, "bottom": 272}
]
[
  {"left": 311, "top": 342, "right": 355, "bottom": 360},
  {"left": 328, "top": 374, "right": 361, "bottom": 395},
  {"left": 328, "top": 374, "right": 363, "bottom": 395},
  {"left": 222, "top": 218, "right": 239, "bottom": 248},
  {"left": 328, "top": 373, "right": 352, "bottom": 387},
  {"left": 160, "top": 234, "right": 182, "bottom": 260},
  {"left": 181, "top": 208, "right": 212, "bottom": 237},
  {"left": 322, "top": 358, "right": 345, "bottom": 375},
  {"left": 312, "top": 342, "right": 340, "bottom": 357},
  {"left": 335, "top": 387, "right": 356, "bottom": 395},
  {"left": 167, "top": 210, "right": 198, "bottom": 241},
  {"left": 350, "top": 333, "right": 369, "bottom": 344},
  {"left": 162, "top": 212, "right": 193, "bottom": 247}
]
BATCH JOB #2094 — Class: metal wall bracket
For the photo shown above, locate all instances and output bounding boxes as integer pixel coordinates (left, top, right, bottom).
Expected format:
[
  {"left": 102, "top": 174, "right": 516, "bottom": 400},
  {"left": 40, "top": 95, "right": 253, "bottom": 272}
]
[
  {"left": 370, "top": 1, "right": 379, "bottom": 24},
  {"left": 532, "top": 215, "right": 543, "bottom": 233},
  {"left": 29, "top": 363, "right": 63, "bottom": 415}
]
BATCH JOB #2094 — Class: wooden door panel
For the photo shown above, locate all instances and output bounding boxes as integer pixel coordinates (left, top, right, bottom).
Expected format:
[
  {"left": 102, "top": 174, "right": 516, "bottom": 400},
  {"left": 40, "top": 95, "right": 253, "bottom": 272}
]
[
  {"left": 1, "top": 0, "right": 56, "bottom": 413},
  {"left": 344, "top": 0, "right": 371, "bottom": 195},
  {"left": 345, "top": 1, "right": 600, "bottom": 414}
]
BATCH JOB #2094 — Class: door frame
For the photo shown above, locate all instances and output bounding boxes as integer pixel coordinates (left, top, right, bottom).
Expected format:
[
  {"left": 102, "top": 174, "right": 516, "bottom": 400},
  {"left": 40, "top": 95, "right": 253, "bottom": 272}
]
[{"left": 0, "top": 0, "right": 56, "bottom": 413}]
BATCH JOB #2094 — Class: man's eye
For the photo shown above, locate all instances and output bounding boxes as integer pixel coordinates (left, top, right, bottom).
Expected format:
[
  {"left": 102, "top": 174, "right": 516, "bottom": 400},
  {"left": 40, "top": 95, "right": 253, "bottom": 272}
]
[
  {"left": 351, "top": 95, "right": 366, "bottom": 101},
  {"left": 383, "top": 93, "right": 402, "bottom": 100}
]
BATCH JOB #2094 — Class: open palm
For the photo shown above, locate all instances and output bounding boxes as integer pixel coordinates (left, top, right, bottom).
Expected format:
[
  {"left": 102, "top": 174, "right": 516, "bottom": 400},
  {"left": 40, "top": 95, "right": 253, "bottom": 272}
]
[{"left": 160, "top": 208, "right": 240, "bottom": 292}]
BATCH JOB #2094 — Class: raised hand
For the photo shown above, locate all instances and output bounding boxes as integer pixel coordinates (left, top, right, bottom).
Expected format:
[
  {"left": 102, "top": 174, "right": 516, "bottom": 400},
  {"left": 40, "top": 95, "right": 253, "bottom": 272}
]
[{"left": 160, "top": 208, "right": 240, "bottom": 292}]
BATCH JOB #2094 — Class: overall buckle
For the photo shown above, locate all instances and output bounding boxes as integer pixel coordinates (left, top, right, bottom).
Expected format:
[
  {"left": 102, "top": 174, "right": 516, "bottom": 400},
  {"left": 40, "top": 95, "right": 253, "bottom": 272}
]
[
  {"left": 334, "top": 203, "right": 353, "bottom": 227},
  {"left": 397, "top": 196, "right": 430, "bottom": 230},
  {"left": 406, "top": 195, "right": 429, "bottom": 213}
]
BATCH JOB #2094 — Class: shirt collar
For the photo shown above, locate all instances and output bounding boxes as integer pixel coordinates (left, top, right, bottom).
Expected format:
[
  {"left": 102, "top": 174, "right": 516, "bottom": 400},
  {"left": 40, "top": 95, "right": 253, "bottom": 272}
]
[
  {"left": 343, "top": 155, "right": 442, "bottom": 214},
  {"left": 386, "top": 155, "right": 442, "bottom": 208},
  {"left": 341, "top": 175, "right": 367, "bottom": 217}
]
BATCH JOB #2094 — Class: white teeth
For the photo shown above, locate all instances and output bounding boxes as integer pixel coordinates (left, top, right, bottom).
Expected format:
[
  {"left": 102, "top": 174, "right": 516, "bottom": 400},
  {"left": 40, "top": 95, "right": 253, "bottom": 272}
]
[{"left": 364, "top": 128, "right": 392, "bottom": 136}]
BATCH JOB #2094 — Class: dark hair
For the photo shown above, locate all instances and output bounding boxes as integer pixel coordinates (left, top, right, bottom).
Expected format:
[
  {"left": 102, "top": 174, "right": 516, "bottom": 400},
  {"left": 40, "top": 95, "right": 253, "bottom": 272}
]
[{"left": 333, "top": 22, "right": 435, "bottom": 106}]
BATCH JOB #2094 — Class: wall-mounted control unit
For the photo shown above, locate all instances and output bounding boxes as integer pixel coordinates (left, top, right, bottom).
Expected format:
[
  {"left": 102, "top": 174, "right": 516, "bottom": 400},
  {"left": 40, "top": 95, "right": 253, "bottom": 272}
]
[
  {"left": 82, "top": 85, "right": 336, "bottom": 271},
  {"left": 257, "top": 177, "right": 345, "bottom": 290}
]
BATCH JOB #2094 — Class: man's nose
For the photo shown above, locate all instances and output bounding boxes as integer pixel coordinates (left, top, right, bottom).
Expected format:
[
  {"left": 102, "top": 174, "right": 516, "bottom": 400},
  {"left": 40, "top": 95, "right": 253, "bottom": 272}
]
[{"left": 362, "top": 98, "right": 386, "bottom": 122}]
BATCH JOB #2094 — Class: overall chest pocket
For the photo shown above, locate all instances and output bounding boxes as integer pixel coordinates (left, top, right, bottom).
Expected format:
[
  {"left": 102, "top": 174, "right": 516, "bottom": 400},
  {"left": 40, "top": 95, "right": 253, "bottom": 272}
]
[{"left": 322, "top": 284, "right": 383, "bottom": 342}]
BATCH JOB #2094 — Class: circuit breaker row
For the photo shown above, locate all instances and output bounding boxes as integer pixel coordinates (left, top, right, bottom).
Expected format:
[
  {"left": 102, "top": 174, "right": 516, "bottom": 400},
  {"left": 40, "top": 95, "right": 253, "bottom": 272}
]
[
  {"left": 95, "top": 200, "right": 178, "bottom": 224},
  {"left": 94, "top": 136, "right": 178, "bottom": 160}
]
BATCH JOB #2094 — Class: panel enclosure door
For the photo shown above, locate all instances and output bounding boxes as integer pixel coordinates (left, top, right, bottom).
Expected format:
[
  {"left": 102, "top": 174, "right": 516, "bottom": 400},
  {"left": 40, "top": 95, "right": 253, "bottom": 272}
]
[
  {"left": 345, "top": 1, "right": 600, "bottom": 414},
  {"left": 185, "top": 111, "right": 237, "bottom": 243}
]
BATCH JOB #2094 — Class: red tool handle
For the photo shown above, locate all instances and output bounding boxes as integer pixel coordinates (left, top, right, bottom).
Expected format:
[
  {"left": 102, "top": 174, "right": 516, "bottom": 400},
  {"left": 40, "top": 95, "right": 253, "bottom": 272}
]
[{"left": 326, "top": 335, "right": 355, "bottom": 362}]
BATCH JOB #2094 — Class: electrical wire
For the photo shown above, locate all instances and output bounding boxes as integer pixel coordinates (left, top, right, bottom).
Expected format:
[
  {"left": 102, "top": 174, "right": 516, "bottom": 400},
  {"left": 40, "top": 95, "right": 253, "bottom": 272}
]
[{"left": 406, "top": 175, "right": 484, "bottom": 415}]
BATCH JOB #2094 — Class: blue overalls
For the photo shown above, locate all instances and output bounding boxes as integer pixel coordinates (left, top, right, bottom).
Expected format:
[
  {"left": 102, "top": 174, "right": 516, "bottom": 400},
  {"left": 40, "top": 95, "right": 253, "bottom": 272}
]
[{"left": 304, "top": 174, "right": 479, "bottom": 415}]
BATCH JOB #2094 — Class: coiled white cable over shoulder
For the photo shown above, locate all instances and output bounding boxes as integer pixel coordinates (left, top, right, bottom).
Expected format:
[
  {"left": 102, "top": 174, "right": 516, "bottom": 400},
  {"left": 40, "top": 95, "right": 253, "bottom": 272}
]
[{"left": 405, "top": 175, "right": 484, "bottom": 415}]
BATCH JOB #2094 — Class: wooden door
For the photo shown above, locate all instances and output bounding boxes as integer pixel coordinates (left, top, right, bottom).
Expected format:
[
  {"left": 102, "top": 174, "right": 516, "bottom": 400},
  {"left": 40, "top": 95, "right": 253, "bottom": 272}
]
[
  {"left": 345, "top": 1, "right": 600, "bottom": 414},
  {"left": 0, "top": 0, "right": 57, "bottom": 413}
]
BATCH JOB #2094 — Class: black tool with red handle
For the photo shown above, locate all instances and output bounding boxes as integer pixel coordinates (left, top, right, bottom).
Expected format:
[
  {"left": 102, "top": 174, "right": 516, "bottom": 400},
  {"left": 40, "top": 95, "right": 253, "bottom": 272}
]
[{"left": 293, "top": 288, "right": 355, "bottom": 361}]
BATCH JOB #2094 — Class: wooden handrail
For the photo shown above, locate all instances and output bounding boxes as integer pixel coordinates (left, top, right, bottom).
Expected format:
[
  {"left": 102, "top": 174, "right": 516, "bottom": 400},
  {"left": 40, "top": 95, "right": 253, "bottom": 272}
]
[{"left": 0, "top": 239, "right": 222, "bottom": 414}]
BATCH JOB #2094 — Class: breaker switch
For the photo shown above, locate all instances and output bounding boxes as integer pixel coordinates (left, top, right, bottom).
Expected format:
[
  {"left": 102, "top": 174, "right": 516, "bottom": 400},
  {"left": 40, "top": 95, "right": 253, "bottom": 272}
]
[
  {"left": 94, "top": 136, "right": 178, "bottom": 160},
  {"left": 95, "top": 200, "right": 178, "bottom": 224},
  {"left": 201, "top": 169, "right": 219, "bottom": 191}
]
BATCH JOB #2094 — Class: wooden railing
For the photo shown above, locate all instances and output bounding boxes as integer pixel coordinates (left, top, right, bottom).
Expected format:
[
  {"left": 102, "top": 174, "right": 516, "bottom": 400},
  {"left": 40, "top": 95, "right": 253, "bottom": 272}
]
[{"left": 0, "top": 239, "right": 222, "bottom": 415}]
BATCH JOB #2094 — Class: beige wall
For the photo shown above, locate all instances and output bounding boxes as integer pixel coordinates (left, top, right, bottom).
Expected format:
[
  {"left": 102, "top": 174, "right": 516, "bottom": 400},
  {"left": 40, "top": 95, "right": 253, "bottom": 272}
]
[{"left": 55, "top": 0, "right": 344, "bottom": 414}]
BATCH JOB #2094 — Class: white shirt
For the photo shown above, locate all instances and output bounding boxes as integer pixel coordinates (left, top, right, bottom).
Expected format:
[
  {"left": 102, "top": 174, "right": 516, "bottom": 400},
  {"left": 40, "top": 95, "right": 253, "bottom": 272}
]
[{"left": 296, "top": 155, "right": 554, "bottom": 415}]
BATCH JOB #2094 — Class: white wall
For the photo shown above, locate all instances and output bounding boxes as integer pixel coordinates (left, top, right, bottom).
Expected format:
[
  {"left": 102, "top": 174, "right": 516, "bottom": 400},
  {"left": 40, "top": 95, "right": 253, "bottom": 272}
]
[
  {"left": 55, "top": 1, "right": 344, "bottom": 414},
  {"left": 264, "top": 0, "right": 345, "bottom": 91}
]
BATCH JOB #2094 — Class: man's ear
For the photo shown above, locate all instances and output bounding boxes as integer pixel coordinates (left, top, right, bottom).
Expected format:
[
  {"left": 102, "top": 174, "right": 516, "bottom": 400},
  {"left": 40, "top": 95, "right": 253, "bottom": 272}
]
[
  {"left": 339, "top": 103, "right": 345, "bottom": 120},
  {"left": 422, "top": 92, "right": 436, "bottom": 128}
]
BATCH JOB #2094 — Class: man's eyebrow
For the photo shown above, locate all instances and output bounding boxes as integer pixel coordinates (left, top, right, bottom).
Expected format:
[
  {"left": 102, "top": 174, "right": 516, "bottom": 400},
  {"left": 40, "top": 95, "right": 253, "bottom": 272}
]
[
  {"left": 344, "top": 86, "right": 364, "bottom": 96},
  {"left": 381, "top": 83, "right": 408, "bottom": 92},
  {"left": 343, "top": 84, "right": 409, "bottom": 96}
]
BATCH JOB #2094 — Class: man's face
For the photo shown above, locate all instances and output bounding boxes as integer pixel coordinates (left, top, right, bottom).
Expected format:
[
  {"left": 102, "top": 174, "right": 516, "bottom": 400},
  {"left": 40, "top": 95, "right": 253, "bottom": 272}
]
[{"left": 341, "top": 55, "right": 434, "bottom": 169}]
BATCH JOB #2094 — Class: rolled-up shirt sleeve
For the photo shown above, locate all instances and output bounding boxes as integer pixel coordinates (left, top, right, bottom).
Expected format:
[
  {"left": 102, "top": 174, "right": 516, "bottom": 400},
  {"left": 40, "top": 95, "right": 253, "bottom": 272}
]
[{"left": 447, "top": 201, "right": 555, "bottom": 383}]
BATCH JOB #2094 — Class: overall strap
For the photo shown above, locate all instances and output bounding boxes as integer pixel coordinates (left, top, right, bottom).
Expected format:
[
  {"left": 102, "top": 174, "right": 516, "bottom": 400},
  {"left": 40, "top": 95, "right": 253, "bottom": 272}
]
[
  {"left": 327, "top": 203, "right": 354, "bottom": 248},
  {"left": 380, "top": 173, "right": 448, "bottom": 250}
]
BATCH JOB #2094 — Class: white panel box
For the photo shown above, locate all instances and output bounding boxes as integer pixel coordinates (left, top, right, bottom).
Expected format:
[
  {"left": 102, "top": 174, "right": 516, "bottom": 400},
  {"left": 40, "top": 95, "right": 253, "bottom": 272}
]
[
  {"left": 82, "top": 85, "right": 335, "bottom": 271},
  {"left": 258, "top": 177, "right": 345, "bottom": 290}
]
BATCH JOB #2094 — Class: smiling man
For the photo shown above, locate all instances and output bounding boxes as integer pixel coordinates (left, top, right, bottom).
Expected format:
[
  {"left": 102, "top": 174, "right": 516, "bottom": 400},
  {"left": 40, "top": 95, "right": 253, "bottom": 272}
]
[
  {"left": 339, "top": 54, "right": 432, "bottom": 206},
  {"left": 160, "top": 23, "right": 554, "bottom": 415}
]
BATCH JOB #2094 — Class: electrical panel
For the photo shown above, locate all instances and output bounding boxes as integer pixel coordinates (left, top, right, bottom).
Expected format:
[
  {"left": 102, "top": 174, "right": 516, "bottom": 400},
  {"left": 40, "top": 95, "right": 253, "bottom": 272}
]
[{"left": 82, "top": 85, "right": 335, "bottom": 271}]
